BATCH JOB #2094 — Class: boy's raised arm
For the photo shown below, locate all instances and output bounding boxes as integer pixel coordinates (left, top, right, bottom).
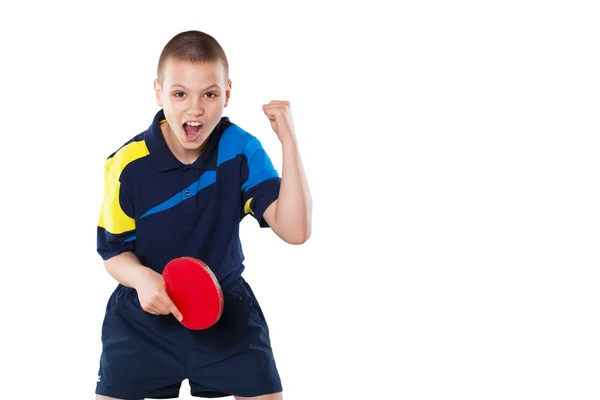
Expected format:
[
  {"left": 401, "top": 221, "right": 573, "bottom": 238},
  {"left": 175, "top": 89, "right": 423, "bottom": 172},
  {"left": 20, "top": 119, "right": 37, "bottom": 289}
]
[{"left": 261, "top": 101, "right": 312, "bottom": 245}]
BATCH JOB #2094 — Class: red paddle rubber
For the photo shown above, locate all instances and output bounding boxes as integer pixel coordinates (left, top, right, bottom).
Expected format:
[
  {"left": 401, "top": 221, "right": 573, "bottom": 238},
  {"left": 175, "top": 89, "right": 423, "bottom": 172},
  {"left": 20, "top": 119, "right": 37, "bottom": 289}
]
[{"left": 163, "top": 257, "right": 224, "bottom": 330}]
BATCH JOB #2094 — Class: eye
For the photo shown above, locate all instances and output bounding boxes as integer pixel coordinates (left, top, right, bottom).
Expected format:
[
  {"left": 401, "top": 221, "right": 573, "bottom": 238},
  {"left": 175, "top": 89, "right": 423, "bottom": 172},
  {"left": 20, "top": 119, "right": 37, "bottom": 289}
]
[
  {"left": 173, "top": 91, "right": 185, "bottom": 98},
  {"left": 205, "top": 92, "right": 217, "bottom": 99}
]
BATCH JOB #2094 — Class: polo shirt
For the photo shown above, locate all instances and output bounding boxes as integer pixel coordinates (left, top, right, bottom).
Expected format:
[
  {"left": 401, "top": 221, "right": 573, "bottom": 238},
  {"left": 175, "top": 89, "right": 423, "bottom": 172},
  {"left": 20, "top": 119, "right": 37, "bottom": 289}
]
[{"left": 97, "top": 109, "right": 281, "bottom": 288}]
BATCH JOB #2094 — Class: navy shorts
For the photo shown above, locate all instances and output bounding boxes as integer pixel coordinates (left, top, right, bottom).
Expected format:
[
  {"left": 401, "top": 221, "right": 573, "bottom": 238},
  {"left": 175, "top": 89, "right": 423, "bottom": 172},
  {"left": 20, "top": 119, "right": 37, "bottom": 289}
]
[{"left": 95, "top": 277, "right": 282, "bottom": 399}]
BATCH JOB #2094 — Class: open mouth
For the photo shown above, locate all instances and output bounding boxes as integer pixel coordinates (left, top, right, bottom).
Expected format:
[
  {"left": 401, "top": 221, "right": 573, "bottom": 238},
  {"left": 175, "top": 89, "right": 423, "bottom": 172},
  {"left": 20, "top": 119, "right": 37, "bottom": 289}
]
[{"left": 183, "top": 121, "right": 203, "bottom": 141}]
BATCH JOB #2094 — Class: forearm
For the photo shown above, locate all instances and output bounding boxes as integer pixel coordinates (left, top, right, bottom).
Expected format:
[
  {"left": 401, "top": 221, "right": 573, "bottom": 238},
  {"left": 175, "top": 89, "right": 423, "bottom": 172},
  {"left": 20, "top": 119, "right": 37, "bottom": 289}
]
[
  {"left": 273, "top": 139, "right": 312, "bottom": 243},
  {"left": 104, "top": 251, "right": 149, "bottom": 289}
]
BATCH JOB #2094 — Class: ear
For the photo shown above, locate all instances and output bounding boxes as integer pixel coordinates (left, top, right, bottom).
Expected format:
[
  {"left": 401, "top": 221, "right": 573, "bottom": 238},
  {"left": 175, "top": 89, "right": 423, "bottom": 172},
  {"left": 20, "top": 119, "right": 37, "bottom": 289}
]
[
  {"left": 224, "top": 80, "right": 232, "bottom": 107},
  {"left": 154, "top": 79, "right": 163, "bottom": 107}
]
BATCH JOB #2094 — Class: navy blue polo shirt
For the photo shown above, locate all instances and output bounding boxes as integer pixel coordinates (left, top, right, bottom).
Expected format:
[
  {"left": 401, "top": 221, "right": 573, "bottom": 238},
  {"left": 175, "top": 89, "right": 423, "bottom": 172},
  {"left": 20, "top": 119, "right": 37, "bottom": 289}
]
[{"left": 97, "top": 110, "right": 281, "bottom": 288}]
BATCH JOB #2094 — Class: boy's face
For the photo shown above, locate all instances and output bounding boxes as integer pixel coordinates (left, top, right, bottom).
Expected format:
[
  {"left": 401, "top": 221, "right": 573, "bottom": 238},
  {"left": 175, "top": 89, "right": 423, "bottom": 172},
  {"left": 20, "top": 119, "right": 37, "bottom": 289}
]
[{"left": 154, "top": 58, "right": 231, "bottom": 160}]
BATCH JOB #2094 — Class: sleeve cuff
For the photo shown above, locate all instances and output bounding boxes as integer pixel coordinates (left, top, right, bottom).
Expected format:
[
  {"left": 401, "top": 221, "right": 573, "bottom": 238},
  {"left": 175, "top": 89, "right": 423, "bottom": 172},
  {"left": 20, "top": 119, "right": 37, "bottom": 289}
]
[{"left": 247, "top": 178, "right": 281, "bottom": 228}]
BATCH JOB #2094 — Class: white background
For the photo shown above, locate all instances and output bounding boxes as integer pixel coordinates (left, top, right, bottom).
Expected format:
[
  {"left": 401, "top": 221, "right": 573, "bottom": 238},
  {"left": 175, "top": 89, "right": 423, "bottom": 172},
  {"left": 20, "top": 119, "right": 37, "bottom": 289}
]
[{"left": 1, "top": 1, "right": 599, "bottom": 399}]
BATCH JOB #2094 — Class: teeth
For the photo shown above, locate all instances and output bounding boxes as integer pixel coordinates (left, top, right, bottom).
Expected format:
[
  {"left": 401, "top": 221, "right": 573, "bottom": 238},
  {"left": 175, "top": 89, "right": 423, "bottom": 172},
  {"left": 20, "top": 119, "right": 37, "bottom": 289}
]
[{"left": 186, "top": 121, "right": 202, "bottom": 127}]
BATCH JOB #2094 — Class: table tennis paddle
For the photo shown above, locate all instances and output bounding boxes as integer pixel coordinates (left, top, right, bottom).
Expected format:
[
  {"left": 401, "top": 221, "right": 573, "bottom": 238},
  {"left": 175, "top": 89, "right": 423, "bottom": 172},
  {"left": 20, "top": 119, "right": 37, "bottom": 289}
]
[{"left": 162, "top": 257, "right": 224, "bottom": 330}]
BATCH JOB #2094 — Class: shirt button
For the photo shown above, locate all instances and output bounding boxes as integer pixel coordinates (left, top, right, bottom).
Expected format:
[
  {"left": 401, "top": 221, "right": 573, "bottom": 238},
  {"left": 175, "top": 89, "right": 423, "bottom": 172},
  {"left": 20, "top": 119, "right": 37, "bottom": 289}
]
[{"left": 184, "top": 190, "right": 190, "bottom": 196}]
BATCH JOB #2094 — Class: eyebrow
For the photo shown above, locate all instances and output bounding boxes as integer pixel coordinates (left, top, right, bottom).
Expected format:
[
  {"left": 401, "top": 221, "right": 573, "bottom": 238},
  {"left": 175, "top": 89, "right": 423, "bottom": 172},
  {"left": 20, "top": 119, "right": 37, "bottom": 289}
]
[{"left": 170, "top": 83, "right": 221, "bottom": 91}]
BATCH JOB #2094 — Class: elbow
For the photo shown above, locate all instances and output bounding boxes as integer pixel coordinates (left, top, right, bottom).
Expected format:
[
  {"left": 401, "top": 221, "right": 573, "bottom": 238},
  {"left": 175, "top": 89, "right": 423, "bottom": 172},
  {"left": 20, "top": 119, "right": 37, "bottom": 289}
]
[
  {"left": 283, "top": 226, "right": 311, "bottom": 245},
  {"left": 285, "top": 236, "right": 310, "bottom": 245}
]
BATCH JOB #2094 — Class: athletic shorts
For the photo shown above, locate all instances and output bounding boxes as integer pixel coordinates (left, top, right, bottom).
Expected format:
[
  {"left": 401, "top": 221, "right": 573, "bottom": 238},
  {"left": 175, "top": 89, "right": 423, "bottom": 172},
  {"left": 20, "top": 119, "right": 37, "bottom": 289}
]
[{"left": 95, "top": 276, "right": 282, "bottom": 399}]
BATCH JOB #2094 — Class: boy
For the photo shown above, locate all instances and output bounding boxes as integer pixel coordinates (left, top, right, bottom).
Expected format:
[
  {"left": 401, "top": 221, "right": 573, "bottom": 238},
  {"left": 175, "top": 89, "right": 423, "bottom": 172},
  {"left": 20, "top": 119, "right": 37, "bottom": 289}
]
[{"left": 95, "top": 30, "right": 312, "bottom": 400}]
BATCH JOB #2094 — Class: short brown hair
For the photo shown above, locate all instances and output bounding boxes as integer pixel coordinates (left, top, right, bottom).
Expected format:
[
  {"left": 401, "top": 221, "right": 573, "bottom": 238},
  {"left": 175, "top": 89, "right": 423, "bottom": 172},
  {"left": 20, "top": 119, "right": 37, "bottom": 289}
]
[{"left": 157, "top": 30, "right": 229, "bottom": 82}]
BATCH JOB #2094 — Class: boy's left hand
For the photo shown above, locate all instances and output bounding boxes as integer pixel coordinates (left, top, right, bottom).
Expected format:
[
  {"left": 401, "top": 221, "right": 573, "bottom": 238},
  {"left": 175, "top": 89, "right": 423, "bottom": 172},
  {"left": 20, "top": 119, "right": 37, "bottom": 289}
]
[{"left": 262, "top": 100, "right": 296, "bottom": 143}]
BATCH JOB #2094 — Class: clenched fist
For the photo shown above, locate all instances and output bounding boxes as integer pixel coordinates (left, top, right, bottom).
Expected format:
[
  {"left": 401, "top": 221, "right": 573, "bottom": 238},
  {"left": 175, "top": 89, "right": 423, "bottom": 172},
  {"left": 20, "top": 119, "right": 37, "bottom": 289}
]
[{"left": 262, "top": 100, "right": 296, "bottom": 143}]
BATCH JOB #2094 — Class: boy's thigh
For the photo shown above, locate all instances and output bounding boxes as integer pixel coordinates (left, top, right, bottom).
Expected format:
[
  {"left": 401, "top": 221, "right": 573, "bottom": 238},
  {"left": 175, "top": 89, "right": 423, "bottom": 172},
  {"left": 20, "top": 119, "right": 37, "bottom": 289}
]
[
  {"left": 96, "top": 286, "right": 188, "bottom": 399},
  {"left": 234, "top": 393, "right": 283, "bottom": 400},
  {"left": 188, "top": 278, "right": 282, "bottom": 398}
]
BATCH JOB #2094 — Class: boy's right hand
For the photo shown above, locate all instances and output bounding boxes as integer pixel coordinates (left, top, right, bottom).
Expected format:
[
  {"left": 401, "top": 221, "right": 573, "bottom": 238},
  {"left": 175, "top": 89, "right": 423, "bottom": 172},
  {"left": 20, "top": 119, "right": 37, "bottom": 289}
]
[{"left": 133, "top": 267, "right": 183, "bottom": 321}]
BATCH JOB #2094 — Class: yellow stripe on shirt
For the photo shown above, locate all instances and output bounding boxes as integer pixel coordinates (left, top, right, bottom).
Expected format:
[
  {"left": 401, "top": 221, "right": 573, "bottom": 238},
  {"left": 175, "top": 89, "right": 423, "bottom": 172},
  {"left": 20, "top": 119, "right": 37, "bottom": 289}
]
[{"left": 98, "top": 140, "right": 149, "bottom": 234}]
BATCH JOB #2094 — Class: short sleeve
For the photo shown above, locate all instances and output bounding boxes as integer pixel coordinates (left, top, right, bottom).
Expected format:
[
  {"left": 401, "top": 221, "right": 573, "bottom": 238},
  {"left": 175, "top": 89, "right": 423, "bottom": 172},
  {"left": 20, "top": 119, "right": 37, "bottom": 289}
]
[
  {"left": 241, "top": 137, "right": 281, "bottom": 227},
  {"left": 97, "top": 165, "right": 136, "bottom": 260}
]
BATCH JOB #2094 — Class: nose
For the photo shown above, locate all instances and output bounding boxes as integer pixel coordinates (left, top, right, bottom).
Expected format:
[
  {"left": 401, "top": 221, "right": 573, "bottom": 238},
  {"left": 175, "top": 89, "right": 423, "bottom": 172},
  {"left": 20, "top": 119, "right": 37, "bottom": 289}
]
[{"left": 187, "top": 97, "right": 204, "bottom": 116}]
